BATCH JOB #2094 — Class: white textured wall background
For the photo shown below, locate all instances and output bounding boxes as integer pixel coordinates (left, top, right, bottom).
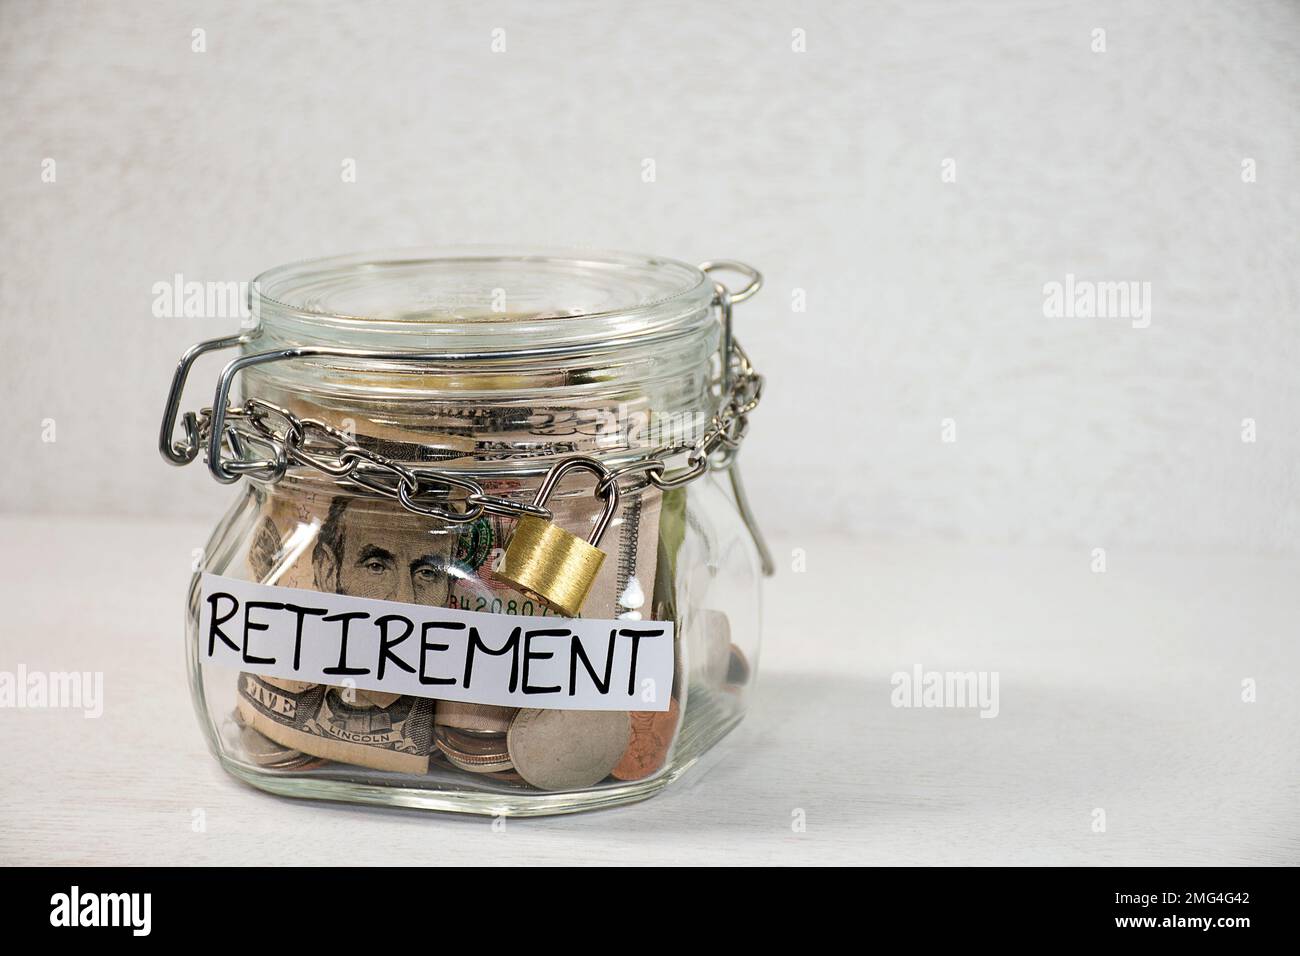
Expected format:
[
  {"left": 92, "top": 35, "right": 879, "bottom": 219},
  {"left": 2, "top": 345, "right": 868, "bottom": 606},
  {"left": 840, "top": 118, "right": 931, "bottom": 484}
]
[{"left": 1, "top": 0, "right": 1298, "bottom": 555}]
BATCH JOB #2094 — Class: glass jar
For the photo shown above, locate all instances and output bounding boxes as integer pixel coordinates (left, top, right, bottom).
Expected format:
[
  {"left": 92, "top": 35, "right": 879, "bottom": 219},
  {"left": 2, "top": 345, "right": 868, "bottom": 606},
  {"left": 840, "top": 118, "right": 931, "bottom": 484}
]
[{"left": 161, "top": 247, "right": 769, "bottom": 816}]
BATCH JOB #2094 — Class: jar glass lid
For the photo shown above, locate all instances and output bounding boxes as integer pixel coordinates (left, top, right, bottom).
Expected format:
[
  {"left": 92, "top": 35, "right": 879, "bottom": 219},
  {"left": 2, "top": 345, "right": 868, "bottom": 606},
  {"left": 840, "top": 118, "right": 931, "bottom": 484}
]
[{"left": 252, "top": 247, "right": 717, "bottom": 355}]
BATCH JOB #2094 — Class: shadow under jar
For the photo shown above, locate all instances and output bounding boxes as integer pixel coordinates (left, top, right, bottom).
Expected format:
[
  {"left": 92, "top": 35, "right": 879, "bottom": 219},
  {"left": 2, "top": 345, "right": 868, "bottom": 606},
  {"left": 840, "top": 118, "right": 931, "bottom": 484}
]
[{"left": 162, "top": 247, "right": 770, "bottom": 816}]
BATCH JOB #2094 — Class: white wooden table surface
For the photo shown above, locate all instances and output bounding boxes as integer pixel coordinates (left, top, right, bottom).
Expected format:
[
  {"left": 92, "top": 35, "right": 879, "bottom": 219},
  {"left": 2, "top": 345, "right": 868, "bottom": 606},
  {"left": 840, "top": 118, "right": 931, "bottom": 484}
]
[{"left": 2, "top": 514, "right": 1296, "bottom": 865}]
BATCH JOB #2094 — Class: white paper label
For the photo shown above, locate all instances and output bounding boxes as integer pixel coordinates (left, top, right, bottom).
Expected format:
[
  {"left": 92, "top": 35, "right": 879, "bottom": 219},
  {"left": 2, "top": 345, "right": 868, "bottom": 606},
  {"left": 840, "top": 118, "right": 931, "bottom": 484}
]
[{"left": 198, "top": 573, "right": 673, "bottom": 711}]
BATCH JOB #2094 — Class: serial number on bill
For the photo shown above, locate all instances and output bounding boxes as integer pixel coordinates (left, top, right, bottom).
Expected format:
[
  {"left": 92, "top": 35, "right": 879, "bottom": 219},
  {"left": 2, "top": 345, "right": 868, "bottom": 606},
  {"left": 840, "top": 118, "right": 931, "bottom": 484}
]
[{"left": 1116, "top": 892, "right": 1250, "bottom": 906}]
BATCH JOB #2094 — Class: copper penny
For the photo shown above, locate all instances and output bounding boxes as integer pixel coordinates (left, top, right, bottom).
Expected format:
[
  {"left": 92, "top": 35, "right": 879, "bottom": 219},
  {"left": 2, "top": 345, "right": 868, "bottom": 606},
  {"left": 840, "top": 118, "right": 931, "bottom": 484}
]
[
  {"left": 610, "top": 698, "right": 680, "bottom": 781},
  {"left": 724, "top": 644, "right": 751, "bottom": 689}
]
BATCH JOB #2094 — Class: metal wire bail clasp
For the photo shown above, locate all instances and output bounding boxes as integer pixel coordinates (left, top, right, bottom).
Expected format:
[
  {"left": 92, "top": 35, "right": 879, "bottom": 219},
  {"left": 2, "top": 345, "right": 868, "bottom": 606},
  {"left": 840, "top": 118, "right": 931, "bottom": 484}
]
[
  {"left": 497, "top": 457, "right": 621, "bottom": 616},
  {"left": 696, "top": 259, "right": 775, "bottom": 577},
  {"left": 700, "top": 260, "right": 761, "bottom": 390},
  {"left": 159, "top": 332, "right": 251, "bottom": 466}
]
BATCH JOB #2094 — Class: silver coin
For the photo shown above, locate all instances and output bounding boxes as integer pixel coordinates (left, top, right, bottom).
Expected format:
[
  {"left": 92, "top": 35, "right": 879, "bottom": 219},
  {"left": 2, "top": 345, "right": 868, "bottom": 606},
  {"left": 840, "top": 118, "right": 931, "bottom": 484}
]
[
  {"left": 435, "top": 728, "right": 514, "bottom": 774},
  {"left": 506, "top": 709, "right": 631, "bottom": 791},
  {"left": 239, "top": 724, "right": 303, "bottom": 767},
  {"left": 264, "top": 753, "right": 326, "bottom": 771},
  {"left": 434, "top": 701, "right": 517, "bottom": 734}
]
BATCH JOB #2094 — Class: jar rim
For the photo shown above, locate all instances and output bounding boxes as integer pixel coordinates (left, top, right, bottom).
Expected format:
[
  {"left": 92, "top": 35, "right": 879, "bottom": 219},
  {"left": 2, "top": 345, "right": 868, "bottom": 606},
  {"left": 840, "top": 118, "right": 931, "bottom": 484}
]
[{"left": 251, "top": 246, "right": 717, "bottom": 356}]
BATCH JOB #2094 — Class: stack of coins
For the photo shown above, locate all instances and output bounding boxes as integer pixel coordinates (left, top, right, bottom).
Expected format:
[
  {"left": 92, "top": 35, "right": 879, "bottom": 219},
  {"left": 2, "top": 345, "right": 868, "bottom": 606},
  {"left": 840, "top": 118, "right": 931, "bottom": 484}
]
[
  {"left": 232, "top": 709, "right": 326, "bottom": 771},
  {"left": 433, "top": 702, "right": 514, "bottom": 774}
]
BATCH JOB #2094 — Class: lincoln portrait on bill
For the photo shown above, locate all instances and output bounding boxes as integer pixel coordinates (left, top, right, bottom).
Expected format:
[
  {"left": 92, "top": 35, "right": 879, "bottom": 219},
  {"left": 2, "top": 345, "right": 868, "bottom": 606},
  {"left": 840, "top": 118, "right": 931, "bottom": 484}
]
[{"left": 312, "top": 496, "right": 456, "bottom": 607}]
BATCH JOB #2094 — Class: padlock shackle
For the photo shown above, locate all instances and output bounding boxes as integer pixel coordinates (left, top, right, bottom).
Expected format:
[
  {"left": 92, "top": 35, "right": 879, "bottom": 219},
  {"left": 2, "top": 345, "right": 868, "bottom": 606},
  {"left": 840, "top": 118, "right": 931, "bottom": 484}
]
[{"left": 531, "top": 456, "right": 621, "bottom": 548}]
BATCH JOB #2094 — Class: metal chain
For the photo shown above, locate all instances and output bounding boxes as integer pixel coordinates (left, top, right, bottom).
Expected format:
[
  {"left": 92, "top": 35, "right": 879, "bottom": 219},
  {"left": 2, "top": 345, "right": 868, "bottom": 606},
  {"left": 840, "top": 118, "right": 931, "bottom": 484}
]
[
  {"left": 190, "top": 337, "right": 762, "bottom": 524},
  {"left": 597, "top": 339, "right": 762, "bottom": 493}
]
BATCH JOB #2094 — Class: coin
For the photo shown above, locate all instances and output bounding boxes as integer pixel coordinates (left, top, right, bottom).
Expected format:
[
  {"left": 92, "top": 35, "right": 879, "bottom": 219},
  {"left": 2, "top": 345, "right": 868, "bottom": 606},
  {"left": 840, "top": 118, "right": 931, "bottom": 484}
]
[
  {"left": 265, "top": 752, "right": 327, "bottom": 771},
  {"left": 725, "top": 644, "right": 751, "bottom": 688},
  {"left": 240, "top": 724, "right": 305, "bottom": 767},
  {"left": 610, "top": 698, "right": 680, "bottom": 781},
  {"left": 434, "top": 700, "right": 517, "bottom": 734},
  {"left": 235, "top": 708, "right": 325, "bottom": 770},
  {"left": 506, "top": 709, "right": 631, "bottom": 791},
  {"left": 435, "top": 727, "right": 513, "bottom": 773},
  {"left": 487, "top": 768, "right": 527, "bottom": 786},
  {"left": 699, "top": 609, "right": 732, "bottom": 685}
]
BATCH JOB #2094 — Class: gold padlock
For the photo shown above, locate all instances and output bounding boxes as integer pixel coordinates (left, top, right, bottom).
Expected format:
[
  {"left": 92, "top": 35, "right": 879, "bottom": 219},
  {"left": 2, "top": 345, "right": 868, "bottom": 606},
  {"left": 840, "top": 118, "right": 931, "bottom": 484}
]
[{"left": 498, "top": 457, "right": 621, "bottom": 616}]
